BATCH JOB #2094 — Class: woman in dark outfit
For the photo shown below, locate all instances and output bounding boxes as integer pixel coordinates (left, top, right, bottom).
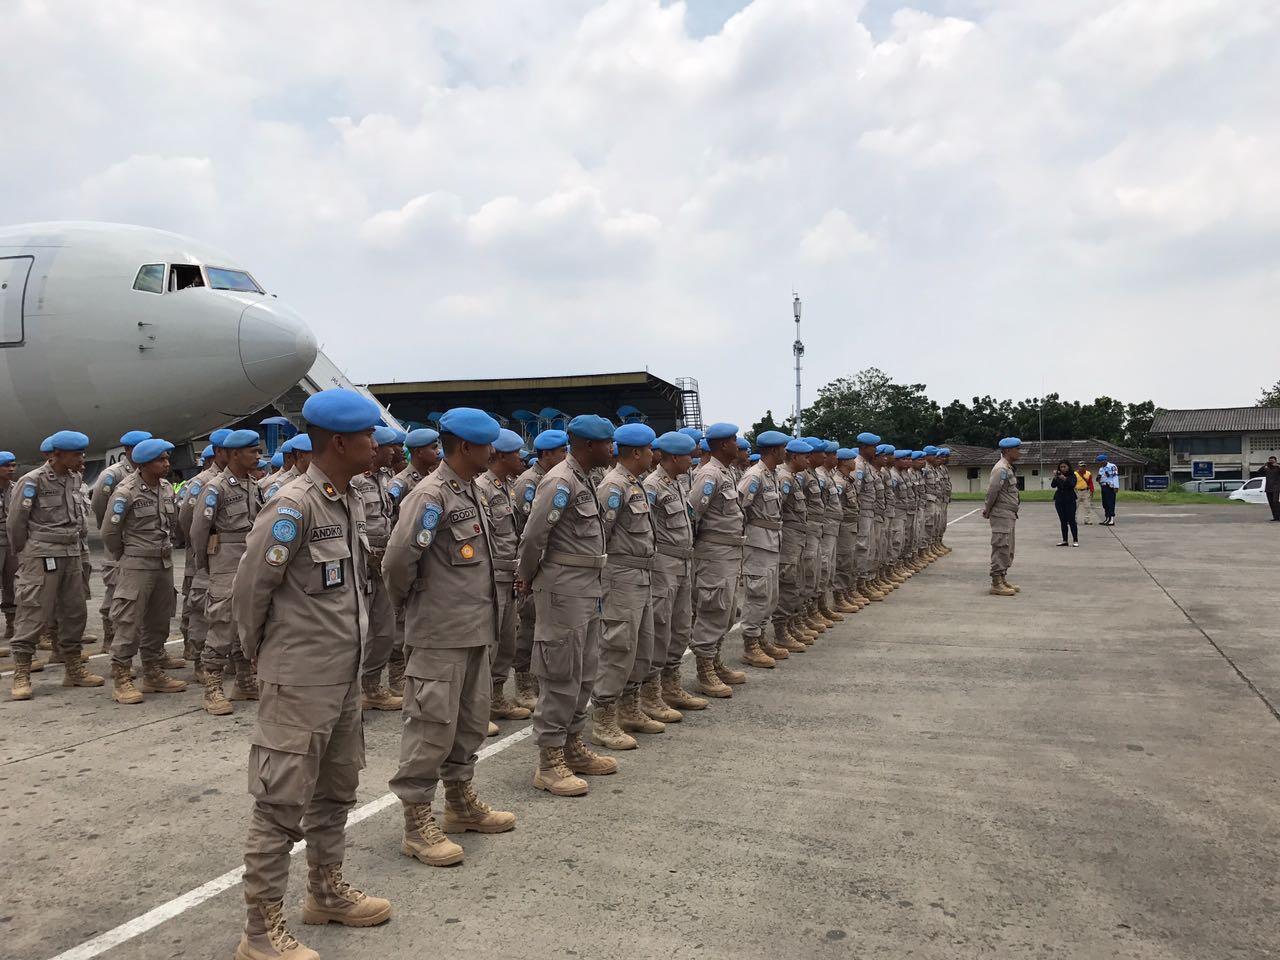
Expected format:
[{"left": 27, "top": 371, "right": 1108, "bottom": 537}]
[{"left": 1050, "top": 460, "right": 1079, "bottom": 546}]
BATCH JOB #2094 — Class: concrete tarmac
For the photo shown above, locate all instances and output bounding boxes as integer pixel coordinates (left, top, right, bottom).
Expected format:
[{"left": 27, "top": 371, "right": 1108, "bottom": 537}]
[{"left": 1, "top": 503, "right": 1278, "bottom": 959}]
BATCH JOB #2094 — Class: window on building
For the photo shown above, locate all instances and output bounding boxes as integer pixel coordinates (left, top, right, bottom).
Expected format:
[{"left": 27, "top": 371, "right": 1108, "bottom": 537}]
[
  {"left": 132, "top": 264, "right": 165, "bottom": 294},
  {"left": 1171, "top": 436, "right": 1241, "bottom": 455},
  {"left": 967, "top": 467, "right": 979, "bottom": 480}
]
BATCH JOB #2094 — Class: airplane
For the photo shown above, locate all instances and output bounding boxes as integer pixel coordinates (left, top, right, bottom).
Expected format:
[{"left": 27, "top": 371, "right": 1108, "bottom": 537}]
[{"left": 0, "top": 221, "right": 318, "bottom": 459}]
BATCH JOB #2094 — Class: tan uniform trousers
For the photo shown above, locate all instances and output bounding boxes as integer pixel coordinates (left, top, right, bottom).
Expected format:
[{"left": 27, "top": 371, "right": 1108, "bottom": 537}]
[
  {"left": 874, "top": 515, "right": 890, "bottom": 572},
  {"left": 109, "top": 565, "right": 175, "bottom": 666},
  {"left": 835, "top": 523, "right": 857, "bottom": 592},
  {"left": 179, "top": 558, "right": 194, "bottom": 642},
  {"left": 514, "top": 592, "right": 535, "bottom": 675},
  {"left": 99, "top": 561, "right": 116, "bottom": 628},
  {"left": 187, "top": 570, "right": 211, "bottom": 661},
  {"left": 774, "top": 551, "right": 803, "bottom": 625},
  {"left": 889, "top": 516, "right": 906, "bottom": 565},
  {"left": 1077, "top": 489, "right": 1094, "bottom": 523},
  {"left": 648, "top": 555, "right": 692, "bottom": 679},
  {"left": 801, "top": 530, "right": 821, "bottom": 602},
  {"left": 389, "top": 644, "right": 491, "bottom": 805},
  {"left": 358, "top": 568, "right": 397, "bottom": 686},
  {"left": 819, "top": 531, "right": 838, "bottom": 592},
  {"left": 531, "top": 590, "right": 601, "bottom": 748},
  {"left": 989, "top": 515, "right": 1016, "bottom": 577},
  {"left": 10, "top": 554, "right": 87, "bottom": 659},
  {"left": 244, "top": 680, "right": 364, "bottom": 904},
  {"left": 741, "top": 547, "right": 779, "bottom": 639},
  {"left": 690, "top": 553, "right": 741, "bottom": 658},
  {"left": 490, "top": 581, "right": 518, "bottom": 682},
  {"left": 855, "top": 514, "right": 876, "bottom": 579},
  {"left": 594, "top": 569, "right": 654, "bottom": 703}
]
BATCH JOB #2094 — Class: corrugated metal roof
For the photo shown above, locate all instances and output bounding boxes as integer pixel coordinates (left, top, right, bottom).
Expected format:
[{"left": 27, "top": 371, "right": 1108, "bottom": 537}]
[
  {"left": 1150, "top": 407, "right": 1280, "bottom": 435},
  {"left": 1017, "top": 439, "right": 1149, "bottom": 466}
]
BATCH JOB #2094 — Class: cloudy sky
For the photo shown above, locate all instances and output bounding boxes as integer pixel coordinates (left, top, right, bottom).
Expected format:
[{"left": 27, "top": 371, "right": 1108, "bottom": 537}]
[{"left": 4, "top": 0, "right": 1278, "bottom": 425}]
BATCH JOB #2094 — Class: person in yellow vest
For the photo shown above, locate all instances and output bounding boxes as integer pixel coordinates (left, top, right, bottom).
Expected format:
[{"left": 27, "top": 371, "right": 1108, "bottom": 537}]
[{"left": 1074, "top": 462, "right": 1095, "bottom": 525}]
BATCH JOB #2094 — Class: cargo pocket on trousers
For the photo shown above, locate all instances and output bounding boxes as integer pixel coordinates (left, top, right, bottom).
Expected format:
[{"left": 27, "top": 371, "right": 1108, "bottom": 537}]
[
  {"left": 991, "top": 531, "right": 1011, "bottom": 550},
  {"left": 405, "top": 663, "right": 454, "bottom": 746},
  {"left": 248, "top": 721, "right": 315, "bottom": 805},
  {"left": 696, "top": 580, "right": 728, "bottom": 613},
  {"left": 531, "top": 635, "right": 576, "bottom": 681}
]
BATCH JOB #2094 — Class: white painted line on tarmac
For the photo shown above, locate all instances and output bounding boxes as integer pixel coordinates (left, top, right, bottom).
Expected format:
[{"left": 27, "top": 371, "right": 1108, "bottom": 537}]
[{"left": 948, "top": 507, "right": 980, "bottom": 525}]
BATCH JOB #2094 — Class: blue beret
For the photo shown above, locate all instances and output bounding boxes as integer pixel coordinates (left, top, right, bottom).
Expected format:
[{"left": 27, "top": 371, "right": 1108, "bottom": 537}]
[
  {"left": 279, "top": 436, "right": 295, "bottom": 454},
  {"left": 785, "top": 439, "right": 811, "bottom": 454},
  {"left": 705, "top": 422, "right": 739, "bottom": 441},
  {"left": 736, "top": 437, "right": 751, "bottom": 451},
  {"left": 1096, "top": 453, "right": 1108, "bottom": 461},
  {"left": 529, "top": 457, "right": 538, "bottom": 466},
  {"left": 999, "top": 437, "right": 1022, "bottom": 450},
  {"left": 856, "top": 432, "right": 881, "bottom": 445},
  {"left": 0, "top": 451, "right": 15, "bottom": 466},
  {"left": 494, "top": 428, "right": 524, "bottom": 454},
  {"left": 567, "top": 415, "right": 614, "bottom": 441},
  {"left": 923, "top": 445, "right": 939, "bottom": 455},
  {"left": 223, "top": 429, "right": 261, "bottom": 450},
  {"left": 290, "top": 434, "right": 313, "bottom": 453},
  {"left": 391, "top": 429, "right": 407, "bottom": 444},
  {"left": 373, "top": 426, "right": 399, "bottom": 446},
  {"left": 755, "top": 430, "right": 789, "bottom": 448},
  {"left": 406, "top": 428, "right": 440, "bottom": 449},
  {"left": 131, "top": 438, "right": 174, "bottom": 464},
  {"left": 610, "top": 442, "right": 618, "bottom": 456},
  {"left": 748, "top": 453, "right": 761, "bottom": 462},
  {"left": 825, "top": 440, "right": 838, "bottom": 453},
  {"left": 210, "top": 429, "right": 233, "bottom": 447},
  {"left": 120, "top": 430, "right": 152, "bottom": 446},
  {"left": 803, "top": 436, "right": 823, "bottom": 449},
  {"left": 615, "top": 423, "right": 657, "bottom": 448},
  {"left": 50, "top": 430, "right": 90, "bottom": 452},
  {"left": 270, "top": 451, "right": 284, "bottom": 468},
  {"left": 678, "top": 427, "right": 704, "bottom": 441},
  {"left": 938, "top": 447, "right": 951, "bottom": 456},
  {"left": 837, "top": 447, "right": 857, "bottom": 460},
  {"left": 875, "top": 443, "right": 894, "bottom": 454},
  {"left": 302, "top": 389, "right": 382, "bottom": 433},
  {"left": 654, "top": 431, "right": 696, "bottom": 455},
  {"left": 911, "top": 451, "right": 924, "bottom": 460},
  {"left": 894, "top": 449, "right": 911, "bottom": 459},
  {"left": 201, "top": 445, "right": 214, "bottom": 459},
  {"left": 533, "top": 429, "right": 569, "bottom": 451},
  {"left": 40, "top": 436, "right": 54, "bottom": 453},
  {"left": 698, "top": 439, "right": 710, "bottom": 452},
  {"left": 440, "top": 407, "right": 501, "bottom": 445},
  {"left": 257, "top": 458, "right": 270, "bottom": 470}
]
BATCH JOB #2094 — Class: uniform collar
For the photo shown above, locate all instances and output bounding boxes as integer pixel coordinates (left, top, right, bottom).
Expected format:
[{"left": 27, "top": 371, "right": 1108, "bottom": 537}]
[
  {"left": 307, "top": 464, "right": 345, "bottom": 501},
  {"left": 435, "top": 459, "right": 472, "bottom": 495},
  {"left": 566, "top": 454, "right": 589, "bottom": 481}
]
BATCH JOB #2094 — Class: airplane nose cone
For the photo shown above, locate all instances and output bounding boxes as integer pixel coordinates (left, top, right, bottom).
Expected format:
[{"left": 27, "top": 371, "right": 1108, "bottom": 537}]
[{"left": 239, "top": 300, "right": 319, "bottom": 395}]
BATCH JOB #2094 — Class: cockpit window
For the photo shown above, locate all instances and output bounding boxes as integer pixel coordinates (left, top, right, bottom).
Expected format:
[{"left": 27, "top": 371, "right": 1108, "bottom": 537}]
[
  {"left": 132, "top": 263, "right": 166, "bottom": 294},
  {"left": 169, "top": 264, "right": 205, "bottom": 291},
  {"left": 206, "top": 267, "right": 263, "bottom": 293}
]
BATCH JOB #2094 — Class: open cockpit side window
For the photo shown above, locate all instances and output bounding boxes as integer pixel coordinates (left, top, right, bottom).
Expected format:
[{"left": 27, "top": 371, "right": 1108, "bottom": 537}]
[
  {"left": 132, "top": 263, "right": 166, "bottom": 294},
  {"left": 169, "top": 264, "right": 205, "bottom": 291}
]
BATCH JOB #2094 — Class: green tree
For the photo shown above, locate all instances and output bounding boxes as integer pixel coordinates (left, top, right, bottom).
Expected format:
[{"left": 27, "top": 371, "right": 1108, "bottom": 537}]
[
  {"left": 800, "top": 367, "right": 941, "bottom": 447},
  {"left": 746, "top": 409, "right": 790, "bottom": 444},
  {"left": 1077, "top": 396, "right": 1126, "bottom": 442},
  {"left": 1258, "top": 380, "right": 1280, "bottom": 407}
]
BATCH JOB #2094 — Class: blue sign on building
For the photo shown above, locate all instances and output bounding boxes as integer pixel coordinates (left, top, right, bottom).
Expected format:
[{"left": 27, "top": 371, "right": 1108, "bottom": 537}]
[
  {"left": 1191, "top": 461, "right": 1215, "bottom": 480},
  {"left": 1143, "top": 475, "right": 1170, "bottom": 491}
]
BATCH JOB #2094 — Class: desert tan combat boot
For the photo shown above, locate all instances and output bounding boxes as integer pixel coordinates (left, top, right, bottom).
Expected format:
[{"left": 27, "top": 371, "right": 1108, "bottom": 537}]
[
  {"left": 989, "top": 576, "right": 1016, "bottom": 597},
  {"left": 788, "top": 616, "right": 815, "bottom": 646},
  {"left": 819, "top": 596, "right": 845, "bottom": 622},
  {"left": 714, "top": 645, "right": 748, "bottom": 685},
  {"left": 443, "top": 780, "right": 517, "bottom": 834},
  {"left": 533, "top": 746, "right": 589, "bottom": 796},
  {"left": 10, "top": 658, "right": 32, "bottom": 700},
  {"left": 563, "top": 734, "right": 618, "bottom": 775},
  {"left": 761, "top": 627, "right": 791, "bottom": 660},
  {"left": 490, "top": 679, "right": 531, "bottom": 721},
  {"left": 62, "top": 652, "right": 104, "bottom": 688},
  {"left": 301, "top": 862, "right": 391, "bottom": 927},
  {"left": 236, "top": 900, "right": 320, "bottom": 960},
  {"left": 141, "top": 661, "right": 186, "bottom": 693},
  {"left": 387, "top": 655, "right": 406, "bottom": 696},
  {"left": 110, "top": 661, "right": 143, "bottom": 704},
  {"left": 202, "top": 665, "right": 234, "bottom": 715},
  {"left": 591, "top": 702, "right": 638, "bottom": 750},
  {"left": 230, "top": 663, "right": 261, "bottom": 701},
  {"left": 401, "top": 803, "right": 465, "bottom": 866},
  {"left": 160, "top": 652, "right": 186, "bottom": 670},
  {"left": 513, "top": 671, "right": 538, "bottom": 710},
  {"left": 618, "top": 690, "right": 665, "bottom": 734},
  {"left": 660, "top": 667, "right": 708, "bottom": 710},
  {"left": 37, "top": 629, "right": 53, "bottom": 650},
  {"left": 639, "top": 678, "right": 682, "bottom": 722},
  {"left": 772, "top": 621, "right": 803, "bottom": 654},
  {"left": 1002, "top": 575, "right": 1021, "bottom": 593},
  {"left": 695, "top": 655, "right": 732, "bottom": 698},
  {"left": 860, "top": 580, "right": 885, "bottom": 601},
  {"left": 740, "top": 636, "right": 775, "bottom": 669},
  {"left": 833, "top": 592, "right": 859, "bottom": 614},
  {"left": 361, "top": 678, "right": 403, "bottom": 712}
]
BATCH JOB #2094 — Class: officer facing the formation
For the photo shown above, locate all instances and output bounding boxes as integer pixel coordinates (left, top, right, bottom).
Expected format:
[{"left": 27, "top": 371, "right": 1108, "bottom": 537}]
[
  {"left": 231, "top": 389, "right": 391, "bottom": 960},
  {"left": 0, "top": 450, "right": 17, "bottom": 649},
  {"left": 89, "top": 429, "right": 151, "bottom": 654},
  {"left": 590, "top": 421, "right": 660, "bottom": 751},
  {"left": 984, "top": 437, "right": 1022, "bottom": 597},
  {"left": 509, "top": 429, "right": 568, "bottom": 712},
  {"left": 352, "top": 425, "right": 403, "bottom": 712},
  {"left": 738, "top": 430, "right": 790, "bottom": 667},
  {"left": 100, "top": 438, "right": 186, "bottom": 704},
  {"left": 189, "top": 429, "right": 264, "bottom": 714},
  {"left": 384, "top": 408, "right": 516, "bottom": 869},
  {"left": 689, "top": 422, "right": 749, "bottom": 698},
  {"left": 8, "top": 430, "right": 102, "bottom": 700},
  {"left": 516, "top": 414, "right": 616, "bottom": 798}
]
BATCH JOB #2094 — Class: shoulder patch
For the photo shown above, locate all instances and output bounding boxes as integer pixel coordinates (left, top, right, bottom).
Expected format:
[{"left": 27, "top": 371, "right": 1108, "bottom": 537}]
[
  {"left": 267, "top": 484, "right": 280, "bottom": 498},
  {"left": 102, "top": 474, "right": 115, "bottom": 487},
  {"left": 702, "top": 480, "right": 715, "bottom": 496},
  {"left": 421, "top": 505, "right": 441, "bottom": 530},
  {"left": 23, "top": 483, "right": 36, "bottom": 498},
  {"left": 204, "top": 491, "right": 218, "bottom": 507},
  {"left": 524, "top": 484, "right": 536, "bottom": 503},
  {"left": 552, "top": 489, "right": 569, "bottom": 509},
  {"left": 277, "top": 506, "right": 303, "bottom": 521},
  {"left": 112, "top": 498, "right": 127, "bottom": 514},
  {"left": 782, "top": 481, "right": 791, "bottom": 494},
  {"left": 647, "top": 489, "right": 657, "bottom": 504},
  {"left": 189, "top": 480, "right": 201, "bottom": 494},
  {"left": 415, "top": 528, "right": 433, "bottom": 548},
  {"left": 389, "top": 482, "right": 403, "bottom": 499},
  {"left": 855, "top": 469, "right": 863, "bottom": 480},
  {"left": 272, "top": 519, "right": 298, "bottom": 543},
  {"left": 607, "top": 489, "right": 621, "bottom": 510},
  {"left": 749, "top": 480, "right": 759, "bottom": 493},
  {"left": 265, "top": 544, "right": 290, "bottom": 567}
]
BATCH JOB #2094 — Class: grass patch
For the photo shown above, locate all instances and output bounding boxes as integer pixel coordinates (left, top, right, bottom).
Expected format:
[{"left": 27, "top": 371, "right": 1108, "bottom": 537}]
[{"left": 951, "top": 490, "right": 1241, "bottom": 505}]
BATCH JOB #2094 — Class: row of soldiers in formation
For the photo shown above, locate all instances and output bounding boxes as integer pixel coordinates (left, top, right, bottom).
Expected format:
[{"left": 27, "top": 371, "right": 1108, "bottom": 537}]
[{"left": 0, "top": 393, "right": 957, "bottom": 960}]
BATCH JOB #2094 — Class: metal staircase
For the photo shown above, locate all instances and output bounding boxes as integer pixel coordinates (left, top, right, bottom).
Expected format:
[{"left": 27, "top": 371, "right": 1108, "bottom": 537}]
[
  {"left": 675, "top": 377, "right": 702, "bottom": 431},
  {"left": 271, "top": 349, "right": 402, "bottom": 431}
]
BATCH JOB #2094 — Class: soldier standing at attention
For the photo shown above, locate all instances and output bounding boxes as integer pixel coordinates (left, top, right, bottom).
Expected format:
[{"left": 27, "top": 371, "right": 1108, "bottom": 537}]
[
  {"left": 689, "top": 422, "right": 749, "bottom": 698},
  {"left": 773, "top": 438, "right": 815, "bottom": 649},
  {"left": 0, "top": 451, "right": 17, "bottom": 648},
  {"left": 8, "top": 430, "right": 102, "bottom": 699},
  {"left": 516, "top": 415, "right": 616, "bottom": 797},
  {"left": 509, "top": 429, "right": 567, "bottom": 712},
  {"left": 833, "top": 447, "right": 864, "bottom": 613},
  {"left": 89, "top": 429, "right": 151, "bottom": 655},
  {"left": 352, "top": 425, "right": 403, "bottom": 712},
  {"left": 232, "top": 389, "right": 391, "bottom": 960},
  {"left": 384, "top": 408, "right": 516, "bottom": 869},
  {"left": 984, "top": 438, "right": 1022, "bottom": 597},
  {"left": 642, "top": 431, "right": 706, "bottom": 716},
  {"left": 477, "top": 428, "right": 532, "bottom": 728},
  {"left": 189, "top": 429, "right": 264, "bottom": 714},
  {"left": 936, "top": 448, "right": 954, "bottom": 553},
  {"left": 889, "top": 450, "right": 912, "bottom": 581},
  {"left": 257, "top": 439, "right": 293, "bottom": 500},
  {"left": 387, "top": 428, "right": 441, "bottom": 510},
  {"left": 100, "top": 438, "right": 186, "bottom": 704},
  {"left": 815, "top": 441, "right": 845, "bottom": 626},
  {"left": 590, "top": 422, "right": 661, "bottom": 751},
  {"left": 178, "top": 429, "right": 234, "bottom": 676},
  {"left": 849, "top": 434, "right": 882, "bottom": 603},
  {"left": 263, "top": 435, "right": 313, "bottom": 505},
  {"left": 739, "top": 430, "right": 790, "bottom": 668}
]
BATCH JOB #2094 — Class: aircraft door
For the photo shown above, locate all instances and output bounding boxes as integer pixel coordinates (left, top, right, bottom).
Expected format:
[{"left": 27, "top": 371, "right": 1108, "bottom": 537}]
[{"left": 0, "top": 255, "right": 32, "bottom": 345}]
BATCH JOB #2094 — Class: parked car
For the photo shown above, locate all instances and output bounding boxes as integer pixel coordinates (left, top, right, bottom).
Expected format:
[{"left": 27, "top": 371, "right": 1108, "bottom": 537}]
[
  {"left": 1180, "top": 479, "right": 1245, "bottom": 495},
  {"left": 1228, "top": 477, "right": 1267, "bottom": 504}
]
